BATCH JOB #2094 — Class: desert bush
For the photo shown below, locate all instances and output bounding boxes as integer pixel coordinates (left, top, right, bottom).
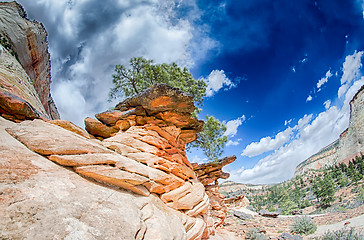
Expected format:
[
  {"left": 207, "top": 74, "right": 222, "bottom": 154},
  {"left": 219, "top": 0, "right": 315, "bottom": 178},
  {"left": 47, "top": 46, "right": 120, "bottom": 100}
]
[
  {"left": 246, "top": 227, "right": 268, "bottom": 240},
  {"left": 315, "top": 228, "right": 364, "bottom": 240},
  {"left": 290, "top": 216, "right": 317, "bottom": 235}
]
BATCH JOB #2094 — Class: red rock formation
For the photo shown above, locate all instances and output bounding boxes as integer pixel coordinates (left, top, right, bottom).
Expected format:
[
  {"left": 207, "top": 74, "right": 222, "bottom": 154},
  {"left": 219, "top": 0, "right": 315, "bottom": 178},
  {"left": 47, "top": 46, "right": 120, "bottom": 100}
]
[
  {"left": 0, "top": 2, "right": 59, "bottom": 119},
  {"left": 192, "top": 156, "right": 236, "bottom": 238}
]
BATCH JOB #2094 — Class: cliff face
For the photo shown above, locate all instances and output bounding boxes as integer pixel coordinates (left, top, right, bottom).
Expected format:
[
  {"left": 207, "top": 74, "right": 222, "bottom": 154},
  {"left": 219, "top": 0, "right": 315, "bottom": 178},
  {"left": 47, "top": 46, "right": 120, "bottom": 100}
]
[
  {"left": 295, "top": 85, "right": 364, "bottom": 175},
  {"left": 0, "top": 1, "right": 59, "bottom": 119}
]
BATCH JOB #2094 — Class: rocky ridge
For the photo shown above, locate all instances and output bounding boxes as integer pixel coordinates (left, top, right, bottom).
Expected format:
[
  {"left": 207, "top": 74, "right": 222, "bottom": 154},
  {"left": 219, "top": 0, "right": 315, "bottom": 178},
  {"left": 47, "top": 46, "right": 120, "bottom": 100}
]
[
  {"left": 295, "top": 85, "right": 364, "bottom": 175},
  {"left": 0, "top": 1, "right": 59, "bottom": 119}
]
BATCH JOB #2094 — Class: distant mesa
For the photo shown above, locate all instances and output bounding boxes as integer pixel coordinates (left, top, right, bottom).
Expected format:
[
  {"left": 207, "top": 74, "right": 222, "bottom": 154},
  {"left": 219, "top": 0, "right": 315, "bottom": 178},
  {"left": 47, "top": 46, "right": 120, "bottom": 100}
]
[{"left": 295, "top": 85, "right": 364, "bottom": 176}]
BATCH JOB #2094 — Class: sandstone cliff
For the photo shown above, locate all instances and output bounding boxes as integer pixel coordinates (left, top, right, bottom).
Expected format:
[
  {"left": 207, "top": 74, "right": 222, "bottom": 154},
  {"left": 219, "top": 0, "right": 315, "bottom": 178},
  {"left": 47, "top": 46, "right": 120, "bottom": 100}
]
[
  {"left": 0, "top": 1, "right": 59, "bottom": 119},
  {"left": 295, "top": 85, "right": 364, "bottom": 175}
]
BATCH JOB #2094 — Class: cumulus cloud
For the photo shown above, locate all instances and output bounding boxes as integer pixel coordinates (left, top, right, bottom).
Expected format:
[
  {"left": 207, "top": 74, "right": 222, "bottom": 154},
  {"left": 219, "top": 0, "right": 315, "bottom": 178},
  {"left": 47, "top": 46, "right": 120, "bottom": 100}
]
[
  {"left": 306, "top": 95, "right": 313, "bottom": 102},
  {"left": 227, "top": 138, "right": 242, "bottom": 147},
  {"left": 15, "top": 0, "right": 217, "bottom": 127},
  {"left": 241, "top": 127, "right": 293, "bottom": 158},
  {"left": 224, "top": 116, "right": 245, "bottom": 137},
  {"left": 317, "top": 70, "right": 333, "bottom": 90},
  {"left": 338, "top": 51, "right": 363, "bottom": 98},
  {"left": 205, "top": 70, "right": 237, "bottom": 97},
  {"left": 231, "top": 51, "right": 364, "bottom": 184}
]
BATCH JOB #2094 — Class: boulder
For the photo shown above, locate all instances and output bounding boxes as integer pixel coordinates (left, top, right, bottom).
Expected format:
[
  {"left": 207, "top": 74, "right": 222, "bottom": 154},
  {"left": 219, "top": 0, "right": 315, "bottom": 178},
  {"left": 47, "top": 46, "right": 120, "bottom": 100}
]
[
  {"left": 0, "top": 89, "right": 42, "bottom": 121},
  {"left": 84, "top": 117, "right": 119, "bottom": 138},
  {"left": 49, "top": 119, "right": 93, "bottom": 139},
  {"left": 258, "top": 210, "right": 280, "bottom": 218}
]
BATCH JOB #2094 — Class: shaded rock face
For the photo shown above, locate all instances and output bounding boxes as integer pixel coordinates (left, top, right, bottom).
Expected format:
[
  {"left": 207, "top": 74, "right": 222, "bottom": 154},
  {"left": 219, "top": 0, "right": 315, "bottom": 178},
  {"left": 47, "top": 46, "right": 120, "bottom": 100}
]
[
  {"left": 0, "top": 42, "right": 49, "bottom": 121},
  {"left": 192, "top": 156, "right": 236, "bottom": 237},
  {"left": 295, "top": 85, "right": 364, "bottom": 175},
  {"left": 0, "top": 2, "right": 59, "bottom": 119}
]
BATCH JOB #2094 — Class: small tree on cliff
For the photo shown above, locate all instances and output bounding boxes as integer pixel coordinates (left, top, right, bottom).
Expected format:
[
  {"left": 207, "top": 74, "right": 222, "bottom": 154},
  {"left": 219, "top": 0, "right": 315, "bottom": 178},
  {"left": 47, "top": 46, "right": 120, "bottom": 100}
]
[
  {"left": 110, "top": 57, "right": 228, "bottom": 161},
  {"left": 190, "top": 115, "right": 228, "bottom": 161},
  {"left": 109, "top": 57, "right": 206, "bottom": 107}
]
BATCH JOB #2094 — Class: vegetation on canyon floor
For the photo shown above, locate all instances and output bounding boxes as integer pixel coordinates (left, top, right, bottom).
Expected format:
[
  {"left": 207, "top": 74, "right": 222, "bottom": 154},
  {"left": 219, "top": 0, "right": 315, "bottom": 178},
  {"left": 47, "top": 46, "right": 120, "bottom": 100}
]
[{"left": 229, "top": 154, "right": 364, "bottom": 216}]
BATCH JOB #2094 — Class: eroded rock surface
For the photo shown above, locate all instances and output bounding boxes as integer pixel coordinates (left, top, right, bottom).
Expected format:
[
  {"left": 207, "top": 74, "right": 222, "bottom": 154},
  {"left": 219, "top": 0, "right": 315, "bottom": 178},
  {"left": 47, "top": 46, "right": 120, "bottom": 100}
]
[
  {"left": 0, "top": 2, "right": 59, "bottom": 119},
  {"left": 0, "top": 116, "right": 199, "bottom": 240},
  {"left": 2, "top": 85, "right": 214, "bottom": 239},
  {"left": 192, "top": 156, "right": 236, "bottom": 236}
]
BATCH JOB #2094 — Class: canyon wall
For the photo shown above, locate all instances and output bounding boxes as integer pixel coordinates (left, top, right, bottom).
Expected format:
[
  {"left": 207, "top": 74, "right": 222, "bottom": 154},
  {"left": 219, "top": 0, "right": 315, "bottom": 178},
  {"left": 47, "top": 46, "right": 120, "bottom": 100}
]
[
  {"left": 0, "top": 1, "right": 59, "bottom": 119},
  {"left": 295, "top": 85, "right": 364, "bottom": 176}
]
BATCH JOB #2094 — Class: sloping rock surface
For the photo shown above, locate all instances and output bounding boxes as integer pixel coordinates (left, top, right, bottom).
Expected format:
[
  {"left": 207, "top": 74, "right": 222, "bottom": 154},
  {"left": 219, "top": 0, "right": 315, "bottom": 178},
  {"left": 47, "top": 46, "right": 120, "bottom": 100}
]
[{"left": 0, "top": 116, "right": 206, "bottom": 240}]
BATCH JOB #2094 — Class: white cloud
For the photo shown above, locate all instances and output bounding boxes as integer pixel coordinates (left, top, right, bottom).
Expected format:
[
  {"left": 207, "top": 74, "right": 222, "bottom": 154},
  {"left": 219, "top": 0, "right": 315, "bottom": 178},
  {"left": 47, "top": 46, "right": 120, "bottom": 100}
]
[
  {"left": 338, "top": 51, "right": 363, "bottom": 98},
  {"left": 205, "top": 70, "right": 237, "bottom": 97},
  {"left": 227, "top": 138, "right": 242, "bottom": 147},
  {"left": 230, "top": 51, "right": 364, "bottom": 184},
  {"left": 16, "top": 0, "right": 217, "bottom": 127},
  {"left": 284, "top": 119, "right": 292, "bottom": 126},
  {"left": 317, "top": 70, "right": 333, "bottom": 89},
  {"left": 323, "top": 99, "right": 331, "bottom": 109},
  {"left": 306, "top": 95, "right": 313, "bottom": 102},
  {"left": 224, "top": 116, "right": 245, "bottom": 137},
  {"left": 190, "top": 155, "right": 208, "bottom": 164},
  {"left": 241, "top": 127, "right": 293, "bottom": 157}
]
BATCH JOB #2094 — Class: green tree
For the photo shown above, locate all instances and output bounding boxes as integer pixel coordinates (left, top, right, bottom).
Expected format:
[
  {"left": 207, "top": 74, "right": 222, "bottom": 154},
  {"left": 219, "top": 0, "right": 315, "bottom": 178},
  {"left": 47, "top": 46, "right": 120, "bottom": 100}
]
[
  {"left": 190, "top": 115, "right": 228, "bottom": 161},
  {"left": 109, "top": 57, "right": 207, "bottom": 107},
  {"left": 110, "top": 57, "right": 228, "bottom": 161},
  {"left": 312, "top": 173, "right": 336, "bottom": 208}
]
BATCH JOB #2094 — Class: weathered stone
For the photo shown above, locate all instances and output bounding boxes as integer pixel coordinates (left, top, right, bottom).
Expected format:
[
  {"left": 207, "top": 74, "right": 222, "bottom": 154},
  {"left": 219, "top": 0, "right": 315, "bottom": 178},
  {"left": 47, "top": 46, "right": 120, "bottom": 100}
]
[
  {"left": 162, "top": 181, "right": 206, "bottom": 211},
  {"left": 0, "top": 116, "right": 195, "bottom": 240},
  {"left": 185, "top": 194, "right": 210, "bottom": 217},
  {"left": 115, "top": 119, "right": 131, "bottom": 131},
  {"left": 102, "top": 141, "right": 140, "bottom": 155},
  {"left": 103, "top": 131, "right": 163, "bottom": 155},
  {"left": 258, "top": 210, "right": 280, "bottom": 218},
  {"left": 49, "top": 119, "right": 93, "bottom": 139},
  {"left": 157, "top": 111, "right": 204, "bottom": 131},
  {"left": 6, "top": 119, "right": 111, "bottom": 155},
  {"left": 233, "top": 210, "right": 253, "bottom": 220},
  {"left": 193, "top": 155, "right": 236, "bottom": 186},
  {"left": 75, "top": 165, "right": 150, "bottom": 196},
  {"left": 180, "top": 129, "right": 198, "bottom": 144},
  {"left": 0, "top": 2, "right": 59, "bottom": 119},
  {"left": 95, "top": 106, "right": 146, "bottom": 126},
  {"left": 0, "top": 89, "right": 42, "bottom": 121},
  {"left": 84, "top": 117, "right": 119, "bottom": 138},
  {"left": 115, "top": 84, "right": 195, "bottom": 114}
]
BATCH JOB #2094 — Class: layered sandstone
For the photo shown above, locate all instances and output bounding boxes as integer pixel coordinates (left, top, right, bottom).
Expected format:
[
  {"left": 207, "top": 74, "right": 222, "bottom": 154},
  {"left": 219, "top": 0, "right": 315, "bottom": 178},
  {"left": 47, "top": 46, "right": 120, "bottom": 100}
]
[
  {"left": 0, "top": 2, "right": 59, "bottom": 119},
  {"left": 2, "top": 84, "right": 213, "bottom": 239},
  {"left": 192, "top": 156, "right": 236, "bottom": 236},
  {"left": 295, "top": 85, "right": 364, "bottom": 175},
  {"left": 0, "top": 116, "right": 203, "bottom": 240}
]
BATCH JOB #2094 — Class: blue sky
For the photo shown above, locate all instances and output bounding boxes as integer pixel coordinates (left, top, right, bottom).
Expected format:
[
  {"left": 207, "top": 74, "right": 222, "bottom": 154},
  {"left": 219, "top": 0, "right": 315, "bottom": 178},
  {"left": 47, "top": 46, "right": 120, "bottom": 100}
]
[{"left": 12, "top": 0, "right": 364, "bottom": 184}]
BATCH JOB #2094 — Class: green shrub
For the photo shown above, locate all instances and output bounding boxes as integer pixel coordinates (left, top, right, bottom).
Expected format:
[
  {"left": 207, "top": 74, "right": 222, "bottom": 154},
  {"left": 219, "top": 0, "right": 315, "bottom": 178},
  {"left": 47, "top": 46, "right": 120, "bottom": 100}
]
[
  {"left": 290, "top": 216, "right": 317, "bottom": 235},
  {"left": 246, "top": 227, "right": 268, "bottom": 240},
  {"left": 315, "top": 228, "right": 364, "bottom": 240}
]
